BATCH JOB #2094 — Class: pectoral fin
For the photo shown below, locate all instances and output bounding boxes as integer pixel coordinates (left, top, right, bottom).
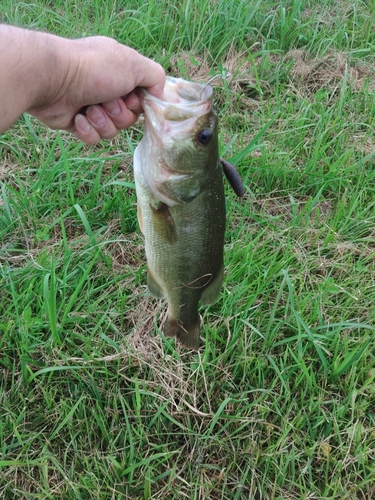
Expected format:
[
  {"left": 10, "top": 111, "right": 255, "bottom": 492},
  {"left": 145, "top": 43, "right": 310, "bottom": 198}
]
[
  {"left": 220, "top": 158, "right": 245, "bottom": 197},
  {"left": 201, "top": 265, "right": 224, "bottom": 306},
  {"left": 150, "top": 201, "right": 177, "bottom": 244}
]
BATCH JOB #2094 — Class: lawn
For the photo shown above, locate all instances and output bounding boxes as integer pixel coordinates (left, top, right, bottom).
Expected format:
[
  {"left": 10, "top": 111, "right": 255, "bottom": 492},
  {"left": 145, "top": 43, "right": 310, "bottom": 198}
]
[{"left": 1, "top": 1, "right": 375, "bottom": 498}]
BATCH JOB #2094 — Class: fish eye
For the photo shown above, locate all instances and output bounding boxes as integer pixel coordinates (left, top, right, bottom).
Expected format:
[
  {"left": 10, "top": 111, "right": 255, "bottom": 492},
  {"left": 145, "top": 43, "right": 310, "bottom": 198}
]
[{"left": 196, "top": 129, "right": 212, "bottom": 146}]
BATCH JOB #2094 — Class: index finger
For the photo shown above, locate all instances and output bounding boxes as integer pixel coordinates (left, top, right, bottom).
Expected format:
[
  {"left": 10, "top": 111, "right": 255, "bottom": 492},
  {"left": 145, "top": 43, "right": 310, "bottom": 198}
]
[{"left": 132, "top": 56, "right": 165, "bottom": 98}]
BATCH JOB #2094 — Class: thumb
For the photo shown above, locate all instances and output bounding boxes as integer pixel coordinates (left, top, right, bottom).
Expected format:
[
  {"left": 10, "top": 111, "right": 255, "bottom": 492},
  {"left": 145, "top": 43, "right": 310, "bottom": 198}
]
[{"left": 130, "top": 53, "right": 165, "bottom": 98}]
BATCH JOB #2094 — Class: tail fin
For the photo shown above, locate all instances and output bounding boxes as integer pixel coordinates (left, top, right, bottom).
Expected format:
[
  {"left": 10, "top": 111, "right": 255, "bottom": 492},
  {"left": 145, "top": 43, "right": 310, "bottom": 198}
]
[{"left": 164, "top": 317, "right": 200, "bottom": 350}]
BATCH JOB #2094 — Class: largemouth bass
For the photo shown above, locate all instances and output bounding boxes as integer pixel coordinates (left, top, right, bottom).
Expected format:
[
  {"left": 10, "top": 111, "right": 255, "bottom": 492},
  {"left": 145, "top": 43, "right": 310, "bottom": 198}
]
[{"left": 133, "top": 76, "right": 243, "bottom": 350}]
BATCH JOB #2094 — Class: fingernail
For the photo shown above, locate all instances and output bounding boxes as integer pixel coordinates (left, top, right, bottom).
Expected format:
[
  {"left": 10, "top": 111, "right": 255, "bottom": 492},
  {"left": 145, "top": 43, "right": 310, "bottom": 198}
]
[
  {"left": 104, "top": 99, "right": 121, "bottom": 116},
  {"left": 88, "top": 106, "right": 106, "bottom": 127},
  {"left": 75, "top": 114, "right": 91, "bottom": 133}
]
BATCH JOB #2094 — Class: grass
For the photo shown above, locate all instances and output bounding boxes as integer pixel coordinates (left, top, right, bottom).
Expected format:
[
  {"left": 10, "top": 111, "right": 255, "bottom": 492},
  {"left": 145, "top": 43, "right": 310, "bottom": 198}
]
[{"left": 1, "top": 0, "right": 375, "bottom": 498}]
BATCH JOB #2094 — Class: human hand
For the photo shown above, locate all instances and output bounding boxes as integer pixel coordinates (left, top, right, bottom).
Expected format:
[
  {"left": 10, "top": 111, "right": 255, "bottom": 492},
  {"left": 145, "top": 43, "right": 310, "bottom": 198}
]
[{"left": 28, "top": 36, "right": 165, "bottom": 144}]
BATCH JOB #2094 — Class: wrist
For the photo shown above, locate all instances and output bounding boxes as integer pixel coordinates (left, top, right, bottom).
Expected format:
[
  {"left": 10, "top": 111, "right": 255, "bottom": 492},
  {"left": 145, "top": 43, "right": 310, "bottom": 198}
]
[{"left": 24, "top": 31, "right": 77, "bottom": 112}]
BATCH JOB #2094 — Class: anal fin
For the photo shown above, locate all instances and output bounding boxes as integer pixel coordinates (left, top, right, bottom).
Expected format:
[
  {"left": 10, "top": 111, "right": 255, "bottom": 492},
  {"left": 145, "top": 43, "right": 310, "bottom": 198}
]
[{"left": 201, "top": 265, "right": 223, "bottom": 306}]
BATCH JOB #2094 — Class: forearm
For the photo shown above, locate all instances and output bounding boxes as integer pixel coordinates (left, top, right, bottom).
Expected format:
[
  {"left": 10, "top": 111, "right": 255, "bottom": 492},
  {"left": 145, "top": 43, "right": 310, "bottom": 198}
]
[
  {"left": 0, "top": 25, "right": 72, "bottom": 132},
  {"left": 0, "top": 25, "right": 165, "bottom": 142}
]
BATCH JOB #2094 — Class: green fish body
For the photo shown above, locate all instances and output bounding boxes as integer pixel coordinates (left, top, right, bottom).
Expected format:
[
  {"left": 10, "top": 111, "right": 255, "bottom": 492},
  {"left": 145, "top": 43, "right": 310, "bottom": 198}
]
[{"left": 134, "top": 77, "right": 225, "bottom": 350}]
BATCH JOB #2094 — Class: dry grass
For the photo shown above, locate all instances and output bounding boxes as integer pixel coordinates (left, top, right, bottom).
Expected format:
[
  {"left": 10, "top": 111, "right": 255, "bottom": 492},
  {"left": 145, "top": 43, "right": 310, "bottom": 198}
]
[{"left": 286, "top": 49, "right": 375, "bottom": 93}]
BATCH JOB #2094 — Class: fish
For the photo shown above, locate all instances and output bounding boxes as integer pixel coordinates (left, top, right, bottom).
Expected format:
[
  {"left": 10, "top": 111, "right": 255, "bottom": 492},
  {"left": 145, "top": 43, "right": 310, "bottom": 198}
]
[{"left": 133, "top": 76, "right": 243, "bottom": 350}]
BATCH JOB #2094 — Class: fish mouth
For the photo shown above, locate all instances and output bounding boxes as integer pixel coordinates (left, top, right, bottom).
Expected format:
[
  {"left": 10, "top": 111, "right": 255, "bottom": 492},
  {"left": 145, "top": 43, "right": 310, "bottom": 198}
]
[
  {"left": 139, "top": 77, "right": 213, "bottom": 125},
  {"left": 136, "top": 77, "right": 213, "bottom": 206},
  {"left": 139, "top": 77, "right": 214, "bottom": 147},
  {"left": 140, "top": 76, "right": 213, "bottom": 107},
  {"left": 162, "top": 77, "right": 213, "bottom": 105}
]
